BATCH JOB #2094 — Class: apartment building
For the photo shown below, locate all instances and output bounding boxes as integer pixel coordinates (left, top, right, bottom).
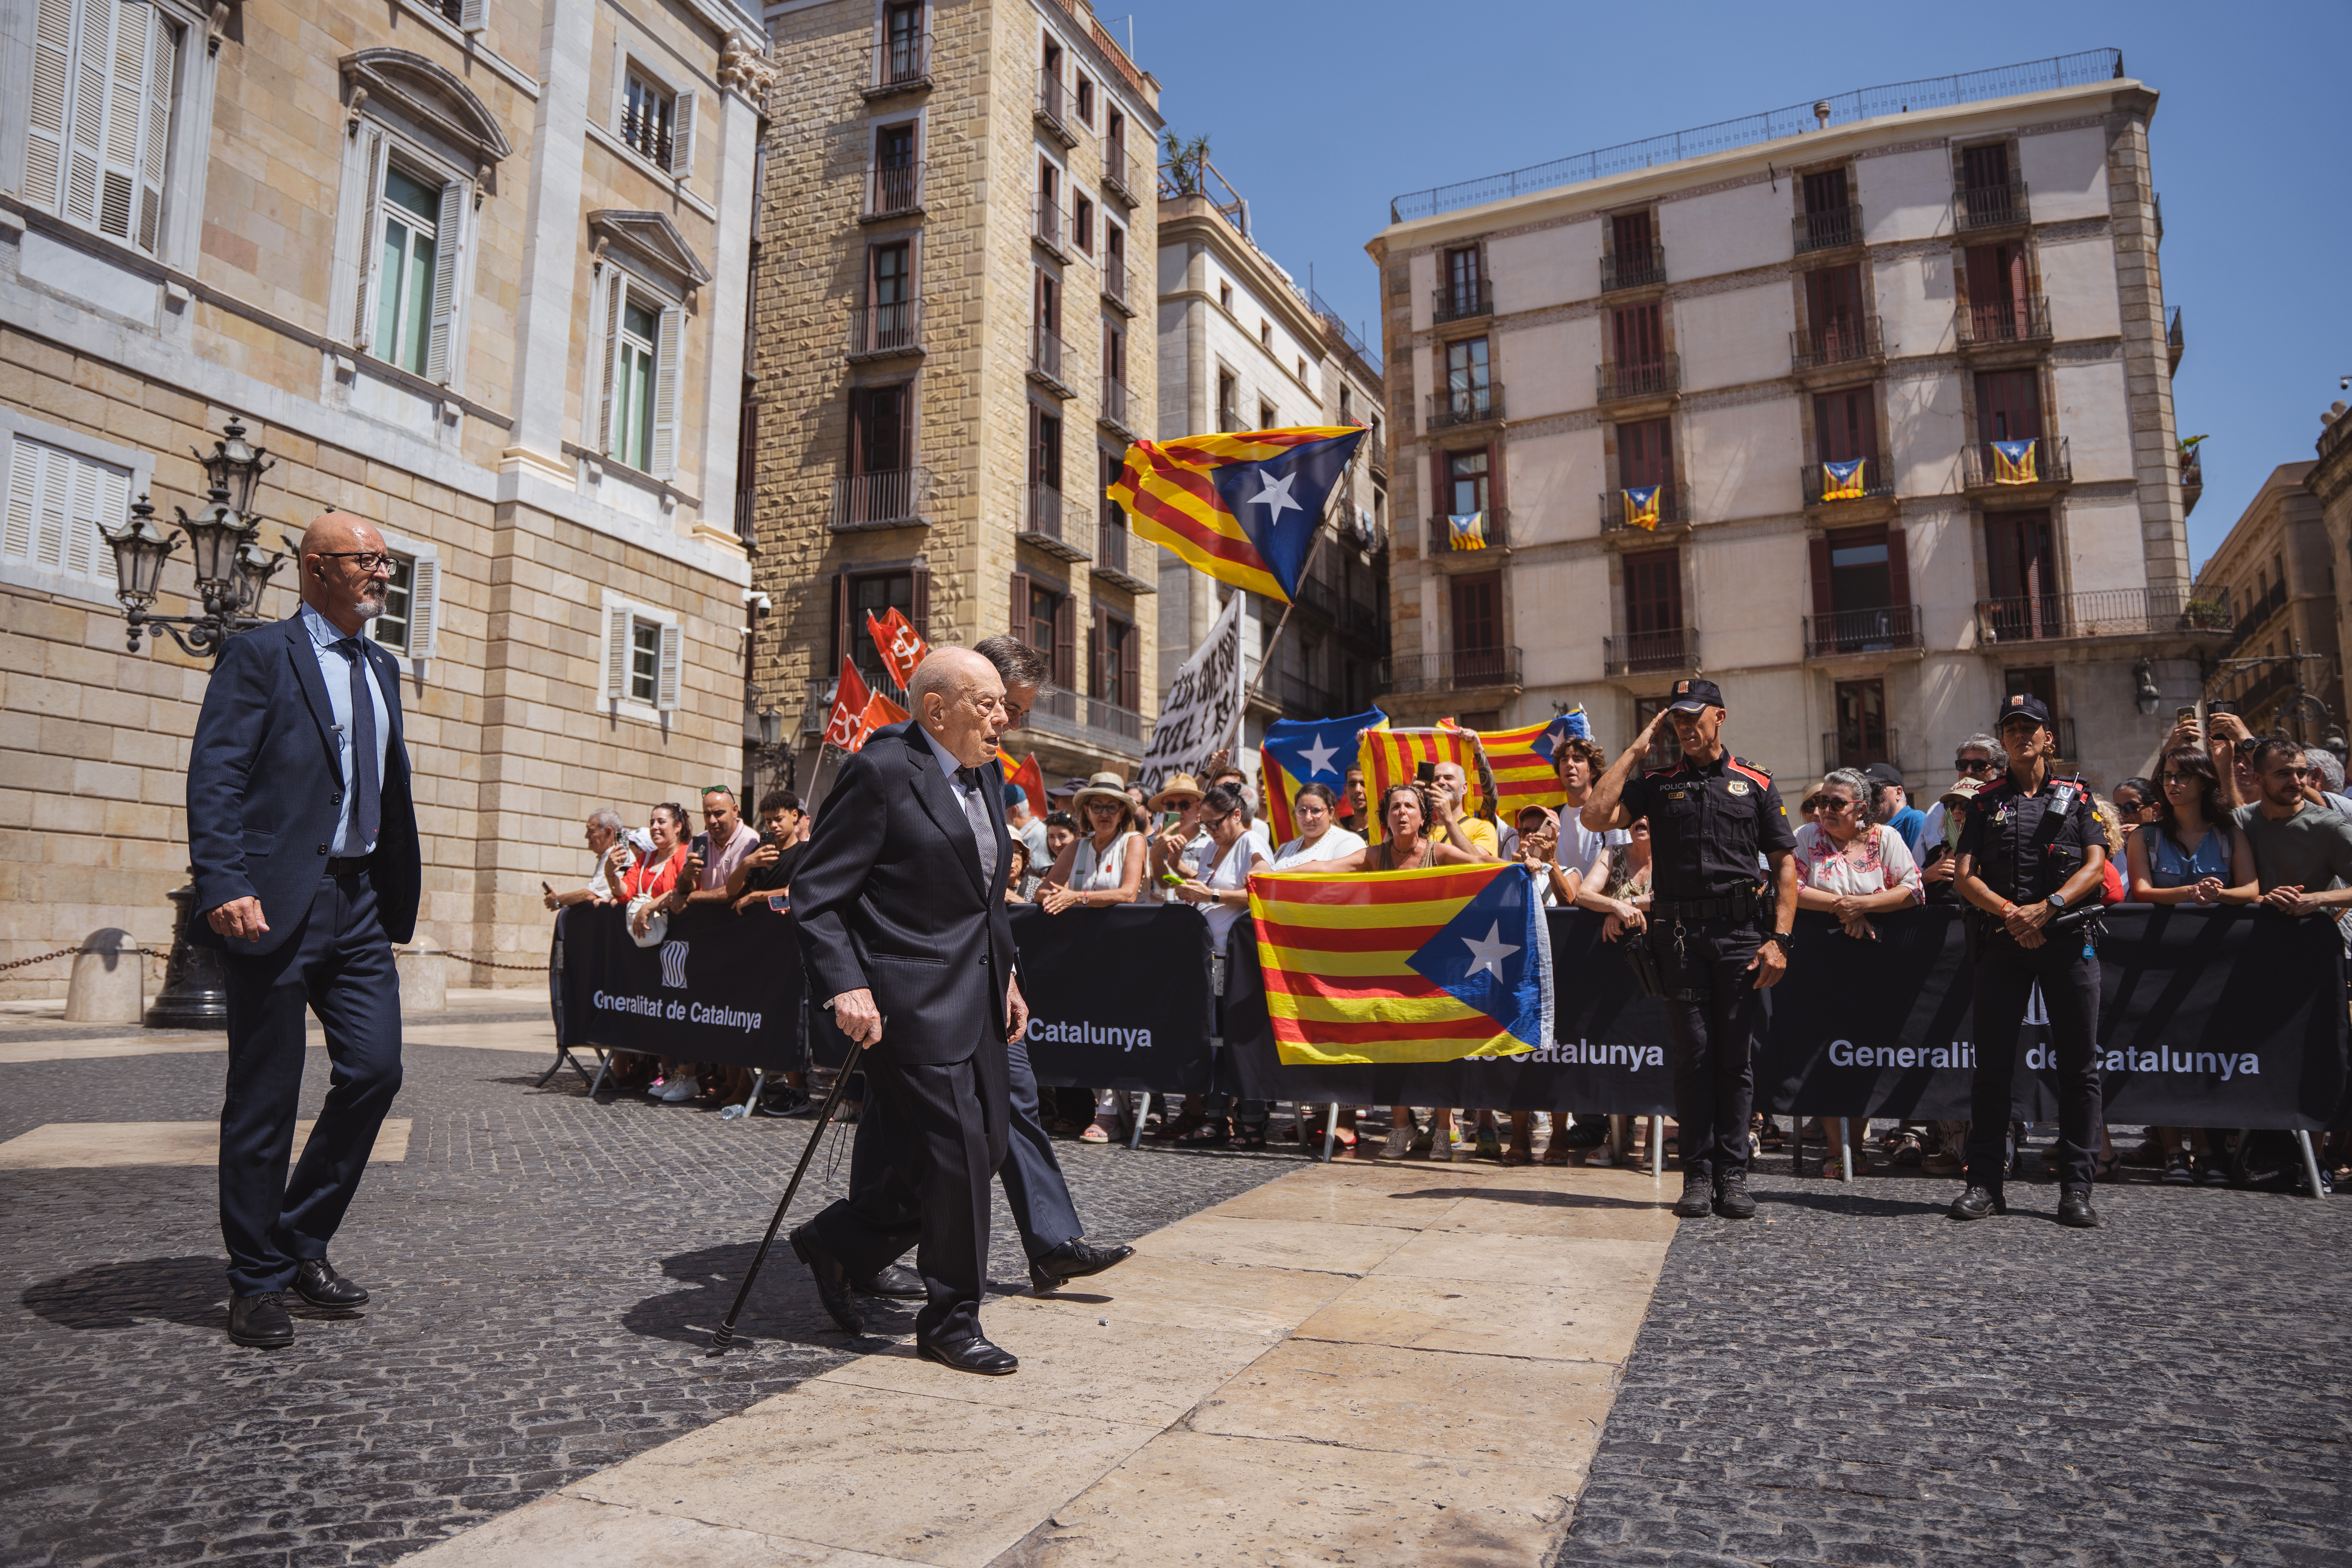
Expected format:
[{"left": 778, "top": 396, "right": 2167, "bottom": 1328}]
[
  {"left": 2311, "top": 402, "right": 2352, "bottom": 735},
  {"left": 1365, "top": 52, "right": 2212, "bottom": 789},
  {"left": 0, "top": 0, "right": 770, "bottom": 992},
  {"left": 749, "top": 0, "right": 1160, "bottom": 792},
  {"left": 2196, "top": 461, "right": 2343, "bottom": 741},
  {"left": 1155, "top": 160, "right": 1388, "bottom": 749}
]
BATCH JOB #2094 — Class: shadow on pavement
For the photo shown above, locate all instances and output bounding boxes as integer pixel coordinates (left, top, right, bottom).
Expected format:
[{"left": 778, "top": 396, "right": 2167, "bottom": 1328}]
[
  {"left": 624, "top": 1240, "right": 918, "bottom": 1352},
  {"left": 21, "top": 1255, "right": 227, "bottom": 1332}
]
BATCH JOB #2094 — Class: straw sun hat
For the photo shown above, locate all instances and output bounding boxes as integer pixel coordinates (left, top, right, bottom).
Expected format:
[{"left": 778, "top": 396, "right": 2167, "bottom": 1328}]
[
  {"left": 1069, "top": 771, "right": 1133, "bottom": 812},
  {"left": 1147, "top": 773, "right": 1204, "bottom": 812}
]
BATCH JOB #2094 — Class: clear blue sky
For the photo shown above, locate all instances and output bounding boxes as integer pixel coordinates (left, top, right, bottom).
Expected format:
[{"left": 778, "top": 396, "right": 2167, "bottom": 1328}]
[{"left": 1117, "top": 0, "right": 2351, "bottom": 572}]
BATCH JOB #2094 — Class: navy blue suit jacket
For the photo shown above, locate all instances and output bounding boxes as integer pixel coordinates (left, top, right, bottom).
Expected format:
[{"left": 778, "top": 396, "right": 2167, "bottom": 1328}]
[
  {"left": 185, "top": 610, "right": 421, "bottom": 957},
  {"left": 792, "top": 721, "right": 1015, "bottom": 1066}
]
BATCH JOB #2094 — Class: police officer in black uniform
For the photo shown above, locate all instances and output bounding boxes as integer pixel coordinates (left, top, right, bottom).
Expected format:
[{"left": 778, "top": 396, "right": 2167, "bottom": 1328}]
[
  {"left": 1584, "top": 678, "right": 1798, "bottom": 1221},
  {"left": 1950, "top": 693, "right": 2108, "bottom": 1229}
]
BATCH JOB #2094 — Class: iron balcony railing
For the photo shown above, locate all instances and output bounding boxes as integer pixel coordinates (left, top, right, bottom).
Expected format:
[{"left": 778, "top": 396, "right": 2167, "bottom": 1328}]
[
  {"left": 1104, "top": 146, "right": 1141, "bottom": 206},
  {"left": 1959, "top": 434, "right": 2070, "bottom": 489},
  {"left": 619, "top": 105, "right": 673, "bottom": 169},
  {"left": 1021, "top": 482, "right": 1089, "bottom": 560},
  {"left": 2182, "top": 444, "right": 2204, "bottom": 516},
  {"left": 1428, "top": 381, "right": 1503, "bottom": 429},
  {"left": 1032, "top": 193, "right": 1065, "bottom": 255},
  {"left": 1034, "top": 76, "right": 1074, "bottom": 144},
  {"left": 1028, "top": 324, "right": 1071, "bottom": 396},
  {"left": 1028, "top": 683, "right": 1142, "bottom": 754},
  {"left": 2167, "top": 305, "right": 2184, "bottom": 369},
  {"left": 1425, "top": 510, "right": 1510, "bottom": 553},
  {"left": 865, "top": 32, "right": 931, "bottom": 94},
  {"left": 1277, "top": 669, "right": 1343, "bottom": 718},
  {"left": 1792, "top": 315, "right": 1883, "bottom": 372},
  {"left": 1794, "top": 204, "right": 1861, "bottom": 254},
  {"left": 1803, "top": 459, "right": 1896, "bottom": 505},
  {"left": 1603, "top": 629, "right": 1696, "bottom": 677},
  {"left": 1803, "top": 603, "right": 1923, "bottom": 657},
  {"left": 1956, "top": 293, "right": 2052, "bottom": 348},
  {"left": 1599, "top": 483, "right": 1686, "bottom": 532},
  {"left": 1092, "top": 514, "right": 1150, "bottom": 589},
  {"left": 1098, "top": 375, "right": 1133, "bottom": 434},
  {"left": 866, "top": 159, "right": 923, "bottom": 217},
  {"left": 1602, "top": 241, "right": 1665, "bottom": 292},
  {"left": 1975, "top": 586, "right": 2233, "bottom": 645},
  {"left": 831, "top": 466, "right": 927, "bottom": 531},
  {"left": 1955, "top": 178, "right": 2030, "bottom": 232},
  {"left": 1823, "top": 726, "right": 1902, "bottom": 774},
  {"left": 1432, "top": 278, "right": 1493, "bottom": 324},
  {"left": 1344, "top": 594, "right": 1385, "bottom": 640},
  {"left": 1294, "top": 574, "right": 1341, "bottom": 623},
  {"left": 848, "top": 297, "right": 921, "bottom": 357},
  {"left": 1101, "top": 256, "right": 1129, "bottom": 309},
  {"left": 1380, "top": 646, "right": 1523, "bottom": 694},
  {"left": 1597, "top": 354, "right": 1679, "bottom": 403}
]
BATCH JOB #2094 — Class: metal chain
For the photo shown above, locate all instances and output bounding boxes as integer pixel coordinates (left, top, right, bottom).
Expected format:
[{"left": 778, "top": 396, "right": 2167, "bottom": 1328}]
[
  {"left": 442, "top": 954, "right": 552, "bottom": 973},
  {"left": 0, "top": 946, "right": 110, "bottom": 973}
]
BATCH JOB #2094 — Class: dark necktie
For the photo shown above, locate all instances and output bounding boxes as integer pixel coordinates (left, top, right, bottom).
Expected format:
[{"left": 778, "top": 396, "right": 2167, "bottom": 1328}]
[
  {"left": 956, "top": 767, "right": 998, "bottom": 885},
  {"left": 337, "top": 638, "right": 381, "bottom": 853}
]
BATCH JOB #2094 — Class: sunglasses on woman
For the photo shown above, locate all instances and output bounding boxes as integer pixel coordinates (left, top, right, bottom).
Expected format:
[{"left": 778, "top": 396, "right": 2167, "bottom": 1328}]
[{"left": 1952, "top": 758, "right": 1998, "bottom": 775}]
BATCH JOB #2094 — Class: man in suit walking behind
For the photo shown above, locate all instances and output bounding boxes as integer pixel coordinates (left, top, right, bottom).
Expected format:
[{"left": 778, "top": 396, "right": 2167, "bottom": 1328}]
[
  {"left": 188, "top": 511, "right": 421, "bottom": 1348},
  {"left": 791, "top": 647, "right": 1029, "bottom": 1374}
]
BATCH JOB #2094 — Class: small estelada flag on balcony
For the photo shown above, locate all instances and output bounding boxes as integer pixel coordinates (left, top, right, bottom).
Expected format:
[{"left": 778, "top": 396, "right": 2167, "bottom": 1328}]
[
  {"left": 1107, "top": 426, "right": 1368, "bottom": 604},
  {"left": 1992, "top": 439, "right": 2039, "bottom": 485},
  {"left": 1623, "top": 484, "right": 1662, "bottom": 530},
  {"left": 865, "top": 606, "right": 928, "bottom": 690},
  {"left": 1447, "top": 511, "right": 1488, "bottom": 551},
  {"left": 1821, "top": 459, "right": 1868, "bottom": 500}
]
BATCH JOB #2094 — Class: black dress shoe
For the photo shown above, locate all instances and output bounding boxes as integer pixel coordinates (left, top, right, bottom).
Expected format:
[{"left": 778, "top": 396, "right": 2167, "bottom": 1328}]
[
  {"left": 227, "top": 1291, "right": 295, "bottom": 1349},
  {"left": 1948, "top": 1185, "right": 2007, "bottom": 1221},
  {"left": 293, "top": 1259, "right": 369, "bottom": 1309},
  {"left": 1713, "top": 1167, "right": 1756, "bottom": 1220},
  {"left": 2056, "top": 1184, "right": 2101, "bottom": 1229},
  {"left": 1027, "top": 1237, "right": 1135, "bottom": 1293},
  {"left": 788, "top": 1223, "right": 865, "bottom": 1334},
  {"left": 854, "top": 1262, "right": 927, "bottom": 1299},
  {"left": 1673, "top": 1172, "right": 1713, "bottom": 1219},
  {"left": 917, "top": 1334, "right": 1018, "bottom": 1375}
]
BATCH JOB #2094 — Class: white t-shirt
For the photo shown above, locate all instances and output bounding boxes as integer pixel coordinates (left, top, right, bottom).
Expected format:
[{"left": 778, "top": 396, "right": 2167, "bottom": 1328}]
[
  {"left": 1272, "top": 825, "right": 1367, "bottom": 869},
  {"left": 1196, "top": 833, "right": 1271, "bottom": 949}
]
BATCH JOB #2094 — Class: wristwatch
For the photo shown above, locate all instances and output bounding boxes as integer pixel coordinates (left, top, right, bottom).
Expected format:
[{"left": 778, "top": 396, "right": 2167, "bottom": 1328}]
[
  {"left": 2046, "top": 891, "right": 2070, "bottom": 912},
  {"left": 1765, "top": 930, "right": 1795, "bottom": 954}
]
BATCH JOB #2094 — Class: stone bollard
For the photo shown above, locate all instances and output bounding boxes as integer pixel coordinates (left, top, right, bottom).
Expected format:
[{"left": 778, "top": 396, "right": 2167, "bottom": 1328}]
[
  {"left": 394, "top": 939, "right": 447, "bottom": 1016},
  {"left": 64, "top": 928, "right": 146, "bottom": 1023}
]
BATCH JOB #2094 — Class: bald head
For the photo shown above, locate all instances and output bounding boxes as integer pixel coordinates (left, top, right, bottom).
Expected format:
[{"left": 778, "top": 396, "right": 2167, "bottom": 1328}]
[
  {"left": 909, "top": 646, "right": 1006, "bottom": 768},
  {"left": 298, "top": 509, "right": 391, "bottom": 634}
]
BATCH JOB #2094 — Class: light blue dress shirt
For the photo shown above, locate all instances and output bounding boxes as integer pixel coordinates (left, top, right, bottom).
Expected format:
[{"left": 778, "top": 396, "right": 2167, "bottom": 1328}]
[{"left": 300, "top": 603, "right": 391, "bottom": 856}]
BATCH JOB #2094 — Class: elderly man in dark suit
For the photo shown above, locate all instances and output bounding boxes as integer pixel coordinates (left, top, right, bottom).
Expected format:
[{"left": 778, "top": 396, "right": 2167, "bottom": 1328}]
[
  {"left": 187, "top": 511, "right": 420, "bottom": 1349},
  {"left": 790, "top": 646, "right": 1029, "bottom": 1374}
]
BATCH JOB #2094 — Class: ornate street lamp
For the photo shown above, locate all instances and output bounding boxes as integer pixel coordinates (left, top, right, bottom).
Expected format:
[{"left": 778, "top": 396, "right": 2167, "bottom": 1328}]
[{"left": 90, "top": 414, "right": 291, "bottom": 1028}]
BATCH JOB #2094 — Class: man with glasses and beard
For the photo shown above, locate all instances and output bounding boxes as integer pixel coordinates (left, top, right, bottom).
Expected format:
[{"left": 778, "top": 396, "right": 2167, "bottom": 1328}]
[{"left": 187, "top": 512, "right": 421, "bottom": 1348}]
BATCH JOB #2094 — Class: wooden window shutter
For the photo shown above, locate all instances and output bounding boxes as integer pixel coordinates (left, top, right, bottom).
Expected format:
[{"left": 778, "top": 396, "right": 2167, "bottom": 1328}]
[
  {"left": 1090, "top": 601, "right": 1106, "bottom": 695},
  {"left": 831, "top": 573, "right": 851, "bottom": 668},
  {"left": 602, "top": 602, "right": 632, "bottom": 703},
  {"left": 596, "top": 270, "right": 627, "bottom": 454},
  {"left": 668, "top": 90, "right": 695, "bottom": 179},
  {"left": 1886, "top": 527, "right": 1912, "bottom": 611},
  {"left": 351, "top": 128, "right": 386, "bottom": 346},
  {"left": 406, "top": 553, "right": 441, "bottom": 663},
  {"left": 1052, "top": 591, "right": 1075, "bottom": 689},
  {"left": 423, "top": 180, "right": 466, "bottom": 384},
  {"left": 656, "top": 620, "right": 683, "bottom": 712},
  {"left": 649, "top": 302, "right": 684, "bottom": 478},
  {"left": 24, "top": 0, "right": 72, "bottom": 212},
  {"left": 1010, "top": 569, "right": 1031, "bottom": 641},
  {"left": 910, "top": 562, "right": 930, "bottom": 639},
  {"left": 457, "top": 0, "right": 487, "bottom": 30},
  {"left": 1809, "top": 537, "right": 1833, "bottom": 619},
  {"left": 1119, "top": 615, "right": 1139, "bottom": 710},
  {"left": 134, "top": 10, "right": 172, "bottom": 254}
]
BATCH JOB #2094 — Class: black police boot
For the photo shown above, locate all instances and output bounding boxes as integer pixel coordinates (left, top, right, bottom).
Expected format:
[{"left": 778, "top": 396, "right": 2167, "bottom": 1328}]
[
  {"left": 1673, "top": 1171, "right": 1713, "bottom": 1219},
  {"left": 1713, "top": 1167, "right": 1756, "bottom": 1219},
  {"left": 2056, "top": 1184, "right": 2101, "bottom": 1229},
  {"left": 1948, "top": 1184, "right": 2006, "bottom": 1221}
]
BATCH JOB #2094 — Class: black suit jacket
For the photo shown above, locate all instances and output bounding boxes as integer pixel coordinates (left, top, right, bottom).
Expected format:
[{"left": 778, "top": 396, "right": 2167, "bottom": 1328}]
[
  {"left": 793, "top": 721, "right": 1015, "bottom": 1067},
  {"left": 184, "top": 611, "right": 422, "bottom": 956}
]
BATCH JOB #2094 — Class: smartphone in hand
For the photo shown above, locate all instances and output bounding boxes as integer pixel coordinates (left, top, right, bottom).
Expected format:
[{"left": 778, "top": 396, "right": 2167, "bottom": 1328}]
[{"left": 1415, "top": 760, "right": 1437, "bottom": 784}]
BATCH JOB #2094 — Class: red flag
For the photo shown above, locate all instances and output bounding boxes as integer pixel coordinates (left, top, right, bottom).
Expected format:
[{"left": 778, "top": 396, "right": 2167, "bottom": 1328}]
[
  {"left": 998, "top": 749, "right": 1047, "bottom": 820},
  {"left": 866, "top": 607, "right": 928, "bottom": 690},
  {"left": 821, "top": 658, "right": 872, "bottom": 752},
  {"left": 852, "top": 689, "right": 910, "bottom": 750}
]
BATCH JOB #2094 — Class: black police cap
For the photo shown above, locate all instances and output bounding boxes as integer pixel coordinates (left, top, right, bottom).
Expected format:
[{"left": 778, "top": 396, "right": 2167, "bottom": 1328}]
[
  {"left": 1996, "top": 692, "right": 2053, "bottom": 727},
  {"left": 1665, "top": 677, "right": 1724, "bottom": 714}
]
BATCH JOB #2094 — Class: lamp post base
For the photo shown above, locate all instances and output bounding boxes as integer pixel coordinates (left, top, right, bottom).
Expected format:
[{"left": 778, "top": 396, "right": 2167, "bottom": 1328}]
[{"left": 145, "top": 874, "right": 228, "bottom": 1030}]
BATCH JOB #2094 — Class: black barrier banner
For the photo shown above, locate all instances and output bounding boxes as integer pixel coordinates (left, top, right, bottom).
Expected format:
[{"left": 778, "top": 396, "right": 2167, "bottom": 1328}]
[
  {"left": 1010, "top": 905, "right": 1216, "bottom": 1093},
  {"left": 554, "top": 903, "right": 803, "bottom": 1072}
]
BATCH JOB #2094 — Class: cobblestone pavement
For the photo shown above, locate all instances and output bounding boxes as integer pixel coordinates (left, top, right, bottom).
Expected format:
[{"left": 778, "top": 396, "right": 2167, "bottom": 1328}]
[
  {"left": 0, "top": 1036, "right": 1293, "bottom": 1567},
  {"left": 1549, "top": 1155, "right": 2352, "bottom": 1568}
]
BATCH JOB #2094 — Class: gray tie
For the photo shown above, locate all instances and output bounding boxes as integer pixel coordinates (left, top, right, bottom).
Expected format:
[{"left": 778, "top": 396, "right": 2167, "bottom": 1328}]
[{"left": 957, "top": 767, "right": 999, "bottom": 885}]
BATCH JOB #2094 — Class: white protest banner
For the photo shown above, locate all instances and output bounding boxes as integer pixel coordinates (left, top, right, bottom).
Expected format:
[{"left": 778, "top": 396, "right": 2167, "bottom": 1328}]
[{"left": 1139, "top": 592, "right": 1244, "bottom": 795}]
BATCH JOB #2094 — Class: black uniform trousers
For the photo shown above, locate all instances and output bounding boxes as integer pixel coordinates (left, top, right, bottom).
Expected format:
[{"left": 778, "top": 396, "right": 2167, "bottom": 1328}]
[
  {"left": 219, "top": 869, "right": 405, "bottom": 1297},
  {"left": 1964, "top": 932, "right": 2101, "bottom": 1191},
  {"left": 815, "top": 1035, "right": 1010, "bottom": 1343},
  {"left": 1653, "top": 917, "right": 1763, "bottom": 1183}
]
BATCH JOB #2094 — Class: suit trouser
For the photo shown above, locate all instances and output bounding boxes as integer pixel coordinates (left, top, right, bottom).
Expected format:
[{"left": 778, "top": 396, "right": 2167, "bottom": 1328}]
[
  {"left": 1964, "top": 934, "right": 2101, "bottom": 1191},
  {"left": 854, "top": 1027, "right": 1080, "bottom": 1265},
  {"left": 815, "top": 1035, "right": 1010, "bottom": 1342},
  {"left": 1654, "top": 919, "right": 1763, "bottom": 1184},
  {"left": 218, "top": 870, "right": 404, "bottom": 1295}
]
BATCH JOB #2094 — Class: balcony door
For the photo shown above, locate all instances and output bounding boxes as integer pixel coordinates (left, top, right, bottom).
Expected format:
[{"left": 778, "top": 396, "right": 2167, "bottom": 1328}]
[
  {"left": 1809, "top": 523, "right": 1910, "bottom": 652},
  {"left": 1623, "top": 546, "right": 1684, "bottom": 669},
  {"left": 1444, "top": 246, "right": 1481, "bottom": 315},
  {"left": 1814, "top": 386, "right": 1876, "bottom": 465},
  {"left": 1803, "top": 264, "right": 1865, "bottom": 357},
  {"left": 1619, "top": 415, "right": 1672, "bottom": 493},
  {"left": 868, "top": 239, "right": 911, "bottom": 349},
  {"left": 1975, "top": 369, "right": 2043, "bottom": 474},
  {"left": 1443, "top": 447, "right": 1489, "bottom": 518},
  {"left": 1984, "top": 508, "right": 2057, "bottom": 640},
  {"left": 1964, "top": 241, "right": 2027, "bottom": 339},
  {"left": 1834, "top": 678, "right": 1890, "bottom": 767},
  {"left": 1609, "top": 210, "right": 1652, "bottom": 269},
  {"left": 848, "top": 383, "right": 910, "bottom": 523},
  {"left": 1450, "top": 571, "right": 1504, "bottom": 684},
  {"left": 1027, "top": 403, "right": 1063, "bottom": 534},
  {"left": 1444, "top": 336, "right": 1489, "bottom": 417},
  {"left": 1612, "top": 301, "right": 1663, "bottom": 371}
]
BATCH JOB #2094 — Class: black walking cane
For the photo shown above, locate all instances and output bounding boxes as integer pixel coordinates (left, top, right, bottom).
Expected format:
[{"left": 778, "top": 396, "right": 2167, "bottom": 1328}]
[{"left": 709, "top": 1057, "right": 860, "bottom": 1354}]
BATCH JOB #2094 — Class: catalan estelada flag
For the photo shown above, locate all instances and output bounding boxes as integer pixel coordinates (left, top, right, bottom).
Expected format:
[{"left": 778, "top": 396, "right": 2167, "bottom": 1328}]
[
  {"left": 1358, "top": 726, "right": 1489, "bottom": 845},
  {"left": 1820, "top": 458, "right": 1866, "bottom": 500},
  {"left": 1250, "top": 862, "right": 1553, "bottom": 1065},
  {"left": 1991, "top": 439, "right": 2039, "bottom": 484},
  {"left": 1623, "top": 484, "right": 1661, "bottom": 530},
  {"left": 1456, "top": 710, "right": 1591, "bottom": 820},
  {"left": 1262, "top": 710, "right": 1387, "bottom": 843},
  {"left": 1107, "top": 426, "right": 1367, "bottom": 603},
  {"left": 1446, "top": 511, "right": 1487, "bottom": 551}
]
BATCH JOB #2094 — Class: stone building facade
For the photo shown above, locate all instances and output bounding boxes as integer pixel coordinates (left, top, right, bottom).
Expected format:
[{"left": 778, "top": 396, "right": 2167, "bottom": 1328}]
[
  {"left": 1365, "top": 56, "right": 2214, "bottom": 793},
  {"left": 1155, "top": 175, "right": 1388, "bottom": 753},
  {"left": 747, "top": 0, "right": 1160, "bottom": 795},
  {"left": 2310, "top": 401, "right": 2352, "bottom": 741},
  {"left": 2198, "top": 461, "right": 2345, "bottom": 741},
  {"left": 0, "top": 0, "right": 770, "bottom": 995}
]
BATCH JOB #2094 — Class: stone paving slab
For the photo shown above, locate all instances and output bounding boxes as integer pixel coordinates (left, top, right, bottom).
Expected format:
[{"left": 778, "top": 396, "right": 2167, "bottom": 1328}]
[{"left": 0, "top": 1118, "right": 415, "bottom": 1169}]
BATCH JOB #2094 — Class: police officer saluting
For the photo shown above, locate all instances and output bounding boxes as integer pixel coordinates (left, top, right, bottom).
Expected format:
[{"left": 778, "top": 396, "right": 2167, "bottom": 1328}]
[
  {"left": 1949, "top": 693, "right": 2107, "bottom": 1228},
  {"left": 1585, "top": 678, "right": 1798, "bottom": 1221}
]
